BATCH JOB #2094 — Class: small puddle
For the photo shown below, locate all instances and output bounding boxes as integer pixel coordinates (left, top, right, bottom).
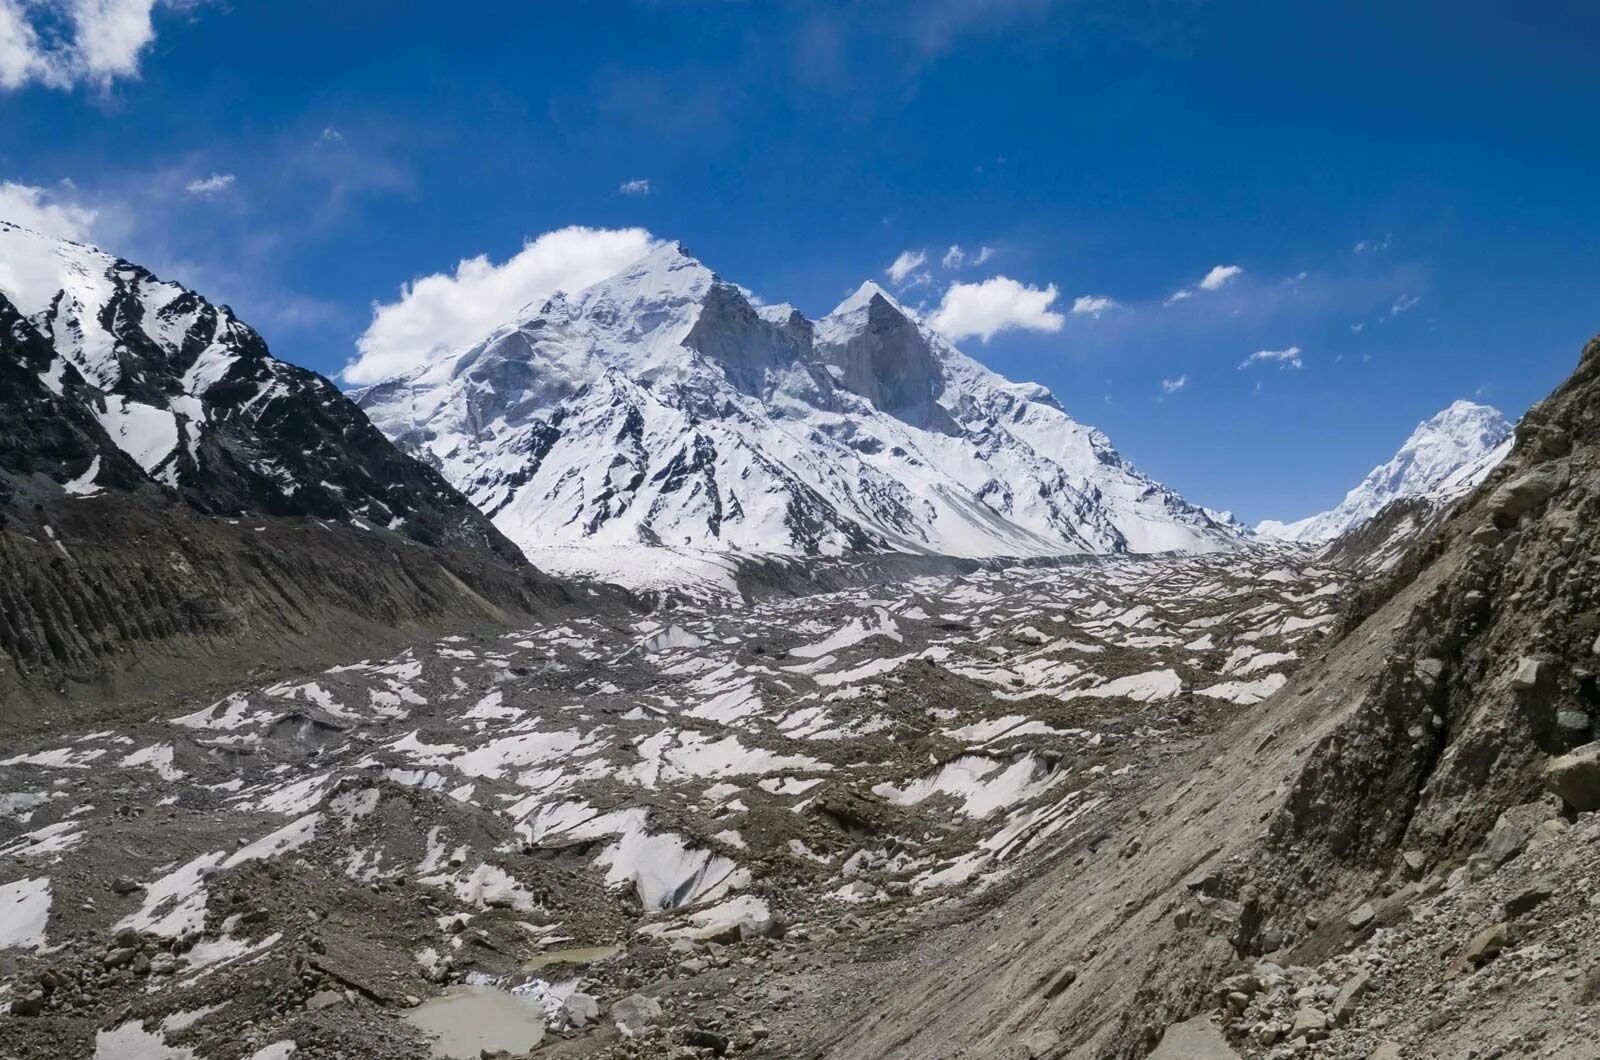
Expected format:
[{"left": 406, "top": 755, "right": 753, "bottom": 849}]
[
  {"left": 521, "top": 944, "right": 620, "bottom": 972},
  {"left": 403, "top": 984, "right": 546, "bottom": 1058}
]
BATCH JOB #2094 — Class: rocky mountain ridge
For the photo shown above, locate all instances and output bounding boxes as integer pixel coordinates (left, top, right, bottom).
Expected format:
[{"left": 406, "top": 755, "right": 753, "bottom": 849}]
[
  {"left": 353, "top": 242, "right": 1242, "bottom": 593},
  {"left": 0, "top": 223, "right": 573, "bottom": 728},
  {"left": 1258, "top": 400, "right": 1512, "bottom": 545},
  {"left": 0, "top": 221, "right": 521, "bottom": 561}
]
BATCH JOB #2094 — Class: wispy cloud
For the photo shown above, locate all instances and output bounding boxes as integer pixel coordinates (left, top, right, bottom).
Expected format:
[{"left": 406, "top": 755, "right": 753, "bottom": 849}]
[
  {"left": 618, "top": 178, "right": 652, "bottom": 197},
  {"left": 1166, "top": 263, "right": 1243, "bottom": 304},
  {"left": 1070, "top": 294, "right": 1121, "bottom": 318},
  {"left": 1354, "top": 234, "right": 1392, "bottom": 254},
  {"left": 1239, "top": 346, "right": 1304, "bottom": 370},
  {"left": 184, "top": 173, "right": 236, "bottom": 197},
  {"left": 1199, "top": 264, "right": 1243, "bottom": 291},
  {"left": 1160, "top": 375, "right": 1187, "bottom": 394},
  {"left": 885, "top": 248, "right": 928, "bottom": 285},
  {"left": 941, "top": 244, "right": 994, "bottom": 270},
  {"left": 929, "top": 275, "right": 1064, "bottom": 343},
  {"left": 1388, "top": 293, "right": 1420, "bottom": 317}
]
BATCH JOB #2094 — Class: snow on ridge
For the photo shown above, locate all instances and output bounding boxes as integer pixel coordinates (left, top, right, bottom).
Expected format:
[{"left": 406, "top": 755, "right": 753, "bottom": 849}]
[
  {"left": 355, "top": 240, "right": 1242, "bottom": 589},
  {"left": 1257, "top": 399, "right": 1513, "bottom": 544}
]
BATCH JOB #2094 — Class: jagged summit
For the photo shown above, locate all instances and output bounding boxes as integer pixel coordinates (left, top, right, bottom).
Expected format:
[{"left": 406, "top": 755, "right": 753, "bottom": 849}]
[
  {"left": 0, "top": 220, "right": 520, "bottom": 560},
  {"left": 1258, "top": 398, "right": 1513, "bottom": 544},
  {"left": 355, "top": 240, "right": 1240, "bottom": 590}
]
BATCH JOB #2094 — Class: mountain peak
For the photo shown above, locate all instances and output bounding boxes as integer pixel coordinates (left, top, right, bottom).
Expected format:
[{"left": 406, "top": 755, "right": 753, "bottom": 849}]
[
  {"left": 577, "top": 238, "right": 715, "bottom": 305},
  {"left": 828, "top": 279, "right": 913, "bottom": 321},
  {"left": 356, "top": 237, "right": 1239, "bottom": 587},
  {"left": 1257, "top": 399, "right": 1513, "bottom": 543}
]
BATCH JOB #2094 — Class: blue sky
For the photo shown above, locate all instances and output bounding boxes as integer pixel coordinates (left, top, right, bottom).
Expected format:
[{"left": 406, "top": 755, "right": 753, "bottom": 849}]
[{"left": 2, "top": 1, "right": 1597, "bottom": 524}]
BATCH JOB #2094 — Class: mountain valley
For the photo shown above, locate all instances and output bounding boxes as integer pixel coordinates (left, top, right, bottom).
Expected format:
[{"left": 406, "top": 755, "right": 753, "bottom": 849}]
[{"left": 0, "top": 228, "right": 1596, "bottom": 1060}]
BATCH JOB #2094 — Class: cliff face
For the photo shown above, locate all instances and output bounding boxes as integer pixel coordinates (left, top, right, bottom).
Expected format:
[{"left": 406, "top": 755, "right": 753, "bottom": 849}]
[{"left": 819, "top": 335, "right": 1600, "bottom": 1060}]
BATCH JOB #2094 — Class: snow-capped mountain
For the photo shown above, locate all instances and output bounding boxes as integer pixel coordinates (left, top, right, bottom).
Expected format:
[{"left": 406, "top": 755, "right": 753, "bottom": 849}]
[
  {"left": 0, "top": 221, "right": 519, "bottom": 561},
  {"left": 1256, "top": 399, "right": 1513, "bottom": 544},
  {"left": 353, "top": 241, "right": 1240, "bottom": 589}
]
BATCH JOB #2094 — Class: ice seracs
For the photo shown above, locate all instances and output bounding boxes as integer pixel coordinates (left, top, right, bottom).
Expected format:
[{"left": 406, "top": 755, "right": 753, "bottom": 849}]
[
  {"left": 1257, "top": 399, "right": 1512, "bottom": 544},
  {"left": 354, "top": 241, "right": 1242, "bottom": 590}
]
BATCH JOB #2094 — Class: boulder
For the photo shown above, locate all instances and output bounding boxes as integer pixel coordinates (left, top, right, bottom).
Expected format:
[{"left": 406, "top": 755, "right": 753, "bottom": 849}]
[
  {"left": 1511, "top": 656, "right": 1550, "bottom": 691},
  {"left": 1505, "top": 880, "right": 1555, "bottom": 919},
  {"left": 613, "top": 993, "right": 663, "bottom": 1038},
  {"left": 1545, "top": 742, "right": 1600, "bottom": 811},
  {"left": 1557, "top": 710, "right": 1593, "bottom": 737},
  {"left": 1463, "top": 922, "right": 1512, "bottom": 966},
  {"left": 1487, "top": 464, "right": 1568, "bottom": 526},
  {"left": 1369, "top": 1044, "right": 1404, "bottom": 1060},
  {"left": 306, "top": 990, "right": 344, "bottom": 1011},
  {"left": 1291, "top": 1007, "right": 1329, "bottom": 1038},
  {"left": 565, "top": 992, "right": 599, "bottom": 1026},
  {"left": 1331, "top": 969, "right": 1371, "bottom": 1024},
  {"left": 1041, "top": 965, "right": 1078, "bottom": 999},
  {"left": 1147, "top": 1016, "right": 1242, "bottom": 1059},
  {"left": 1527, "top": 817, "right": 1570, "bottom": 854},
  {"left": 1347, "top": 902, "right": 1377, "bottom": 932},
  {"left": 684, "top": 1028, "right": 730, "bottom": 1056},
  {"left": 1482, "top": 805, "right": 1547, "bottom": 867}
]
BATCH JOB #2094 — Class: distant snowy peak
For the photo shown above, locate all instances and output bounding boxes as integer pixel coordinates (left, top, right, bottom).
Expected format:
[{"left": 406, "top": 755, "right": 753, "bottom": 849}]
[
  {"left": 1257, "top": 399, "right": 1513, "bottom": 544},
  {"left": 0, "top": 221, "right": 518, "bottom": 560},
  {"left": 355, "top": 241, "right": 1241, "bottom": 589}
]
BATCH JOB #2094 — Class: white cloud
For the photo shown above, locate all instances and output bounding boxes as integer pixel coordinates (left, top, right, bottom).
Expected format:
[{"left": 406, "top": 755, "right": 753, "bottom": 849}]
[
  {"left": 1198, "top": 264, "right": 1243, "bottom": 291},
  {"left": 0, "top": 2, "right": 46, "bottom": 90},
  {"left": 1070, "top": 294, "right": 1120, "bottom": 318},
  {"left": 184, "top": 172, "right": 235, "bottom": 196},
  {"left": 885, "top": 248, "right": 927, "bottom": 285},
  {"left": 618, "top": 178, "right": 652, "bottom": 196},
  {"left": 0, "top": 180, "right": 99, "bottom": 240},
  {"left": 1160, "top": 375, "right": 1187, "bottom": 394},
  {"left": 1239, "top": 346, "right": 1303, "bottom": 370},
  {"left": 1166, "top": 263, "right": 1243, "bottom": 304},
  {"left": 344, "top": 225, "right": 655, "bottom": 385},
  {"left": 0, "top": 0, "right": 180, "bottom": 92},
  {"left": 941, "top": 244, "right": 994, "bottom": 270},
  {"left": 1353, "top": 234, "right": 1392, "bottom": 254},
  {"left": 1388, "top": 293, "right": 1419, "bottom": 317},
  {"left": 928, "top": 275, "right": 1064, "bottom": 343}
]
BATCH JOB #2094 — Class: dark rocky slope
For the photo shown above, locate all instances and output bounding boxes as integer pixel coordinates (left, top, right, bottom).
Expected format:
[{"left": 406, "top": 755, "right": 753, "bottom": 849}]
[
  {"left": 0, "top": 224, "right": 580, "bottom": 732},
  {"left": 821, "top": 335, "right": 1600, "bottom": 1059}
]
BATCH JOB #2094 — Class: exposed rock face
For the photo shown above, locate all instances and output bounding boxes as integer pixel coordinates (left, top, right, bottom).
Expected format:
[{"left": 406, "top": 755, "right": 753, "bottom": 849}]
[
  {"left": 0, "top": 223, "right": 571, "bottom": 725},
  {"left": 0, "top": 221, "right": 520, "bottom": 563},
  {"left": 353, "top": 242, "right": 1241, "bottom": 592}
]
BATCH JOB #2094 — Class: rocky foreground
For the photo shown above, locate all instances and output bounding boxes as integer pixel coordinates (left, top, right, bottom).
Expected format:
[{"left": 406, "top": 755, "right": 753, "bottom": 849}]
[
  {"left": 0, "top": 549, "right": 1338, "bottom": 1058},
  {"left": 6, "top": 330, "right": 1600, "bottom": 1060}
]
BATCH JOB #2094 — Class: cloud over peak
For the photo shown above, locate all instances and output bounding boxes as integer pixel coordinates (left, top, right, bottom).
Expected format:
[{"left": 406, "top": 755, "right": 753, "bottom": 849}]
[
  {"left": 928, "top": 275, "right": 1064, "bottom": 342},
  {"left": 0, "top": 180, "right": 98, "bottom": 241},
  {"left": 344, "top": 225, "right": 655, "bottom": 384}
]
